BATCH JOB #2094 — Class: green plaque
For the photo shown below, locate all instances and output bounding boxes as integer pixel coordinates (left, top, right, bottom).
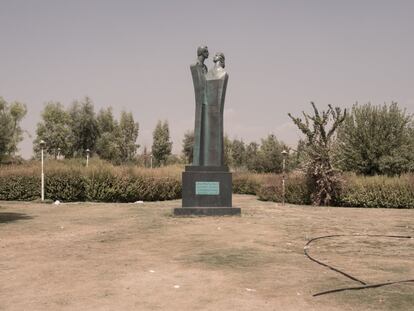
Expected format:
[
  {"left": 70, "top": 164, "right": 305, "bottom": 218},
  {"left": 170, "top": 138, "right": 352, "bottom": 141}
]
[{"left": 195, "top": 181, "right": 220, "bottom": 195}]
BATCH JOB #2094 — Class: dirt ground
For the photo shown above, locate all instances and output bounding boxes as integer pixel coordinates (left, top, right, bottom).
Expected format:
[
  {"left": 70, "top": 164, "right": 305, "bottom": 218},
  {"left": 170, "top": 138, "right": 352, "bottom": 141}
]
[{"left": 1, "top": 195, "right": 413, "bottom": 311}]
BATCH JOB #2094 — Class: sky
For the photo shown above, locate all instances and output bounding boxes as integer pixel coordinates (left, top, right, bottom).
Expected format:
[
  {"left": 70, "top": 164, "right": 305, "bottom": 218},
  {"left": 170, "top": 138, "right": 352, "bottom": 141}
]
[{"left": 1, "top": 0, "right": 414, "bottom": 158}]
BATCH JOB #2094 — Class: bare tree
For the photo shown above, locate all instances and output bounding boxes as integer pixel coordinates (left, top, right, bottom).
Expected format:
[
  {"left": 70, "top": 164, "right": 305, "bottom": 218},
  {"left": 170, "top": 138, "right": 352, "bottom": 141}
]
[{"left": 288, "top": 102, "right": 346, "bottom": 205}]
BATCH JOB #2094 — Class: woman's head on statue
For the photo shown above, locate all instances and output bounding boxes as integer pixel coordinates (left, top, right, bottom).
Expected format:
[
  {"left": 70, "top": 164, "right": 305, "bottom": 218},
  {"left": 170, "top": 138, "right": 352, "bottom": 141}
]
[
  {"left": 213, "top": 52, "right": 225, "bottom": 68},
  {"left": 197, "top": 46, "right": 209, "bottom": 59}
]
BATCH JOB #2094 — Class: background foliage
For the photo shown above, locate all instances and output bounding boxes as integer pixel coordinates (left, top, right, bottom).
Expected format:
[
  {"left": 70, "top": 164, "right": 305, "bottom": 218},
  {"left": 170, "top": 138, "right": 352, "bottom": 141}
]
[
  {"left": 152, "top": 120, "right": 172, "bottom": 166},
  {"left": 336, "top": 102, "right": 414, "bottom": 176},
  {"left": 1, "top": 159, "right": 413, "bottom": 208},
  {"left": 33, "top": 98, "right": 140, "bottom": 164},
  {"left": 288, "top": 103, "right": 346, "bottom": 205},
  {"left": 0, "top": 97, "right": 27, "bottom": 162}
]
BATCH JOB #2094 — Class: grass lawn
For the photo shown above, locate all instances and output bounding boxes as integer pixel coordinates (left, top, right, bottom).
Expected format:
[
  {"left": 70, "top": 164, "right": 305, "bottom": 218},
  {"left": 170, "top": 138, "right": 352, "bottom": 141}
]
[{"left": 0, "top": 195, "right": 413, "bottom": 311}]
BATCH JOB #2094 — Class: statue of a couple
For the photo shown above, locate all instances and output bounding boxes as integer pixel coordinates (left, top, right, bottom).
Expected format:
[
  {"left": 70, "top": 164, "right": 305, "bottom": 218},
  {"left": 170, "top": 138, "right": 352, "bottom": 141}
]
[{"left": 190, "top": 45, "right": 229, "bottom": 167}]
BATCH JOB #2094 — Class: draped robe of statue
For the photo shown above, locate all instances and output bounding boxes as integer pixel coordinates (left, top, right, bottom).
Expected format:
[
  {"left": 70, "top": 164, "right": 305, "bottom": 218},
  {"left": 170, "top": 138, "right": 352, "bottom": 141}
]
[
  {"left": 202, "top": 65, "right": 228, "bottom": 166},
  {"left": 190, "top": 62, "right": 207, "bottom": 166}
]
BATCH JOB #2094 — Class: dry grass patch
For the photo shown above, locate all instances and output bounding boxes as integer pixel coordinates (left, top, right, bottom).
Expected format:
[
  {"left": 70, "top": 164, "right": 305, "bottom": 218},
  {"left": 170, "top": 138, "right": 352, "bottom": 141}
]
[{"left": 0, "top": 195, "right": 413, "bottom": 311}]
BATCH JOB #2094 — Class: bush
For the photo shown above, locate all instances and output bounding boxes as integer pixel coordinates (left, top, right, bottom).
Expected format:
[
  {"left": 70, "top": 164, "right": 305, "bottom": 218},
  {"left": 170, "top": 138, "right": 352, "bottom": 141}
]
[
  {"left": 46, "top": 170, "right": 87, "bottom": 201},
  {"left": 85, "top": 174, "right": 181, "bottom": 202},
  {"left": 0, "top": 160, "right": 181, "bottom": 202},
  {"left": 243, "top": 171, "right": 414, "bottom": 208},
  {"left": 0, "top": 175, "right": 39, "bottom": 200},
  {"left": 339, "top": 174, "right": 414, "bottom": 208},
  {"left": 232, "top": 173, "right": 261, "bottom": 195},
  {"left": 255, "top": 173, "right": 311, "bottom": 205},
  {"left": 1, "top": 160, "right": 413, "bottom": 208}
]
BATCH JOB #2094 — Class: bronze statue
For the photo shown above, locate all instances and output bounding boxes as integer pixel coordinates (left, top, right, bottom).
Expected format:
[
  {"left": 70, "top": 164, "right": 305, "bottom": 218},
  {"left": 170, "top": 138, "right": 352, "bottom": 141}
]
[
  {"left": 174, "top": 46, "right": 238, "bottom": 215},
  {"left": 190, "top": 47, "right": 228, "bottom": 167},
  {"left": 190, "top": 45, "right": 209, "bottom": 165}
]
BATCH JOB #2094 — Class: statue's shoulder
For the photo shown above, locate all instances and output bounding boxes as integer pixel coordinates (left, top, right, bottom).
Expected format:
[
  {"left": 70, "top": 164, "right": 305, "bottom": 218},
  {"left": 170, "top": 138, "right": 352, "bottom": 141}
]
[
  {"left": 191, "top": 62, "right": 208, "bottom": 75},
  {"left": 206, "top": 67, "right": 227, "bottom": 80},
  {"left": 191, "top": 61, "right": 205, "bottom": 68}
]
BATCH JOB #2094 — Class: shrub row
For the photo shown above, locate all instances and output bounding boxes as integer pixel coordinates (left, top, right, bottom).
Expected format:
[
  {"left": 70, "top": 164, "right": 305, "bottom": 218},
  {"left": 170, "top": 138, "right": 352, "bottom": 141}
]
[
  {"left": 0, "top": 175, "right": 40, "bottom": 201},
  {"left": 1, "top": 161, "right": 413, "bottom": 208},
  {"left": 256, "top": 178, "right": 311, "bottom": 205},
  {"left": 232, "top": 173, "right": 261, "bottom": 195},
  {"left": 0, "top": 165, "right": 181, "bottom": 202},
  {"left": 338, "top": 174, "right": 414, "bottom": 208},
  {"left": 237, "top": 172, "right": 414, "bottom": 208}
]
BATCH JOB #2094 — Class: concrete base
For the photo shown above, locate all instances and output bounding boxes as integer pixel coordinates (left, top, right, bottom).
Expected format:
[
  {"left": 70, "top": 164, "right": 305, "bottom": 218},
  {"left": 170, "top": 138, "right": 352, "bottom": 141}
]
[
  {"left": 182, "top": 166, "right": 232, "bottom": 208},
  {"left": 174, "top": 165, "right": 240, "bottom": 216},
  {"left": 173, "top": 207, "right": 241, "bottom": 216}
]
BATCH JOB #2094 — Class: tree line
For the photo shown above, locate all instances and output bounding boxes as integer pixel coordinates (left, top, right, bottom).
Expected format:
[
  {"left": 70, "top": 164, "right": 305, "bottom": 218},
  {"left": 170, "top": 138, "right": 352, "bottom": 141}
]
[
  {"left": 32, "top": 97, "right": 140, "bottom": 164},
  {"left": 1, "top": 96, "right": 413, "bottom": 177}
]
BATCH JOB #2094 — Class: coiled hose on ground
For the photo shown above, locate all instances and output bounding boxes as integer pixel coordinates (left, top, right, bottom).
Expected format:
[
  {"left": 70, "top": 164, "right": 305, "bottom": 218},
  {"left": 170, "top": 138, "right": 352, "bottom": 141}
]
[{"left": 303, "top": 234, "right": 414, "bottom": 296}]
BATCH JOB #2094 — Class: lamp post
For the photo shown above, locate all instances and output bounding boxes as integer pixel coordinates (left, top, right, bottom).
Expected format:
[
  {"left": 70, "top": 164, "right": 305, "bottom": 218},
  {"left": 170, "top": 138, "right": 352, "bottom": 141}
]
[
  {"left": 86, "top": 149, "right": 90, "bottom": 167},
  {"left": 281, "top": 149, "right": 288, "bottom": 206},
  {"left": 40, "top": 140, "right": 46, "bottom": 201}
]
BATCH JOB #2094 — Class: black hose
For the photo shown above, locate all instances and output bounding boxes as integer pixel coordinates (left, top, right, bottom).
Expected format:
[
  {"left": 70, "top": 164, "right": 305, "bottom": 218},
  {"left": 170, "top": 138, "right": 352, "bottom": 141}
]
[
  {"left": 304, "top": 234, "right": 414, "bottom": 297},
  {"left": 313, "top": 280, "right": 414, "bottom": 296}
]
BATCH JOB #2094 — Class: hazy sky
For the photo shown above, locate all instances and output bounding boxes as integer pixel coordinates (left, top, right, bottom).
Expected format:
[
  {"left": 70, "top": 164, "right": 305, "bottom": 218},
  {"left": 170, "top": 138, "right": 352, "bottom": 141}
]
[{"left": 1, "top": 0, "right": 413, "bottom": 158}]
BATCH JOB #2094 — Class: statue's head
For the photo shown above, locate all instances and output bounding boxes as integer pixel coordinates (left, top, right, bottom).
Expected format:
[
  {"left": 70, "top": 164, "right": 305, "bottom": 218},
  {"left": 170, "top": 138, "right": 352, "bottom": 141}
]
[
  {"left": 197, "top": 46, "right": 209, "bottom": 59},
  {"left": 213, "top": 52, "right": 225, "bottom": 68}
]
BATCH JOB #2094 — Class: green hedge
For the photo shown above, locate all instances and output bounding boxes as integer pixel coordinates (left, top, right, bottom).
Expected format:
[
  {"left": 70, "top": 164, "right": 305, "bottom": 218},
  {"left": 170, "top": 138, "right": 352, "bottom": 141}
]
[
  {"left": 85, "top": 173, "right": 181, "bottom": 202},
  {"left": 339, "top": 175, "right": 414, "bottom": 208},
  {"left": 1, "top": 162, "right": 413, "bottom": 208},
  {"left": 253, "top": 173, "right": 413, "bottom": 208},
  {"left": 46, "top": 170, "right": 87, "bottom": 201},
  {"left": 232, "top": 174, "right": 260, "bottom": 195},
  {"left": 0, "top": 175, "right": 40, "bottom": 201},
  {"left": 255, "top": 174, "right": 311, "bottom": 205},
  {"left": 0, "top": 167, "right": 181, "bottom": 202}
]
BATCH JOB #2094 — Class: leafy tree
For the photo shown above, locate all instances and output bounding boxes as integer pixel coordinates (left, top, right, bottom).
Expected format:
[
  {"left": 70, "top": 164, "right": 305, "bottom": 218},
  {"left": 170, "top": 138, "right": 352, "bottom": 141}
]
[
  {"left": 256, "top": 134, "right": 286, "bottom": 173},
  {"left": 118, "top": 111, "right": 140, "bottom": 162},
  {"left": 242, "top": 135, "right": 286, "bottom": 173},
  {"left": 152, "top": 120, "right": 172, "bottom": 166},
  {"left": 95, "top": 108, "right": 140, "bottom": 164},
  {"left": 289, "top": 102, "right": 346, "bottom": 206},
  {"left": 142, "top": 146, "right": 149, "bottom": 167},
  {"left": 182, "top": 130, "right": 194, "bottom": 164},
  {"left": 231, "top": 139, "right": 246, "bottom": 168},
  {"left": 166, "top": 154, "right": 183, "bottom": 165},
  {"left": 96, "top": 132, "right": 121, "bottom": 163},
  {"left": 245, "top": 141, "right": 259, "bottom": 171},
  {"left": 68, "top": 97, "right": 99, "bottom": 157},
  {"left": 336, "top": 102, "right": 414, "bottom": 175},
  {"left": 96, "top": 107, "right": 117, "bottom": 134},
  {"left": 34, "top": 102, "right": 72, "bottom": 158},
  {"left": 289, "top": 139, "right": 308, "bottom": 171},
  {"left": 0, "top": 97, "right": 27, "bottom": 161},
  {"left": 95, "top": 108, "right": 121, "bottom": 163},
  {"left": 223, "top": 135, "right": 233, "bottom": 167}
]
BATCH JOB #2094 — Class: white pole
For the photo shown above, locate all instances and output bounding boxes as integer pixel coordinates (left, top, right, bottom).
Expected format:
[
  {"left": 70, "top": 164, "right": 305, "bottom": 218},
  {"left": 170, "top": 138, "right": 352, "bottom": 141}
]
[
  {"left": 41, "top": 147, "right": 44, "bottom": 201},
  {"left": 282, "top": 156, "right": 286, "bottom": 206},
  {"left": 86, "top": 148, "right": 90, "bottom": 167},
  {"left": 281, "top": 149, "right": 288, "bottom": 206},
  {"left": 150, "top": 154, "right": 153, "bottom": 169}
]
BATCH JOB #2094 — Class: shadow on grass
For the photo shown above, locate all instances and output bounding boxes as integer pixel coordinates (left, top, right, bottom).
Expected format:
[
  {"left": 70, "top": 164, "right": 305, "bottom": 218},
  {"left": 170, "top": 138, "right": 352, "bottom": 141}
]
[
  {"left": 186, "top": 247, "right": 273, "bottom": 269},
  {"left": 0, "top": 212, "right": 33, "bottom": 224}
]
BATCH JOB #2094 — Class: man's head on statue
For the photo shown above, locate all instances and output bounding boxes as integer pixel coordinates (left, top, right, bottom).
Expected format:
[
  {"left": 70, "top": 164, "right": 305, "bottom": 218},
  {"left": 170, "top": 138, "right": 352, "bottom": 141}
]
[
  {"left": 197, "top": 46, "right": 209, "bottom": 60},
  {"left": 213, "top": 52, "right": 225, "bottom": 68}
]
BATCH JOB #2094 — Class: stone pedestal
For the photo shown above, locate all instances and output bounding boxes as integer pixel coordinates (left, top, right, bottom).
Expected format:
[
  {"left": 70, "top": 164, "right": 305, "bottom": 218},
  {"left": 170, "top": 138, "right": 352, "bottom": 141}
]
[{"left": 173, "top": 166, "right": 241, "bottom": 216}]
